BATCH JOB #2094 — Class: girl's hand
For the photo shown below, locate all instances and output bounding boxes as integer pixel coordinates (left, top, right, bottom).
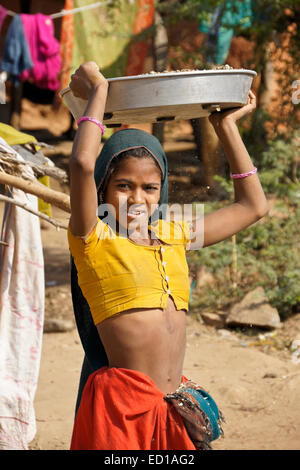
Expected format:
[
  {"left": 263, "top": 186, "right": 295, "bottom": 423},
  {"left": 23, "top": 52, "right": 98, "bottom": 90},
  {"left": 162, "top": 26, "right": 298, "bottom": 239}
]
[
  {"left": 209, "top": 90, "right": 256, "bottom": 129},
  {"left": 69, "top": 61, "right": 108, "bottom": 100}
]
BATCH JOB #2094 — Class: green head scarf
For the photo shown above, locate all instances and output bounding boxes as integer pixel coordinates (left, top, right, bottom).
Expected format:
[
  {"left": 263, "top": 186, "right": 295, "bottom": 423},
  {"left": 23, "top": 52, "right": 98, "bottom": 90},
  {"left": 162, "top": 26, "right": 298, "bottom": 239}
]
[
  {"left": 95, "top": 128, "right": 168, "bottom": 222},
  {"left": 71, "top": 129, "right": 168, "bottom": 412}
]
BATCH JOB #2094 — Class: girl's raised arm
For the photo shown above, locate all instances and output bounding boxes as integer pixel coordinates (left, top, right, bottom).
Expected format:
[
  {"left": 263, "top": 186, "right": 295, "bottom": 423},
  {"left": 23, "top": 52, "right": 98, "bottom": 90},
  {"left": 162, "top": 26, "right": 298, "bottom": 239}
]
[
  {"left": 68, "top": 62, "right": 109, "bottom": 236},
  {"left": 190, "top": 91, "right": 270, "bottom": 249}
]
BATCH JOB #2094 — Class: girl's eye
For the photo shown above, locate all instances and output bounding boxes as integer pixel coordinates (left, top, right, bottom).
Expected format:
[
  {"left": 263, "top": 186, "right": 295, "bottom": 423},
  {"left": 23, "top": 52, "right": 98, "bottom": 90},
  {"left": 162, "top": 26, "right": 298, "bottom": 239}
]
[{"left": 117, "top": 184, "right": 158, "bottom": 191}]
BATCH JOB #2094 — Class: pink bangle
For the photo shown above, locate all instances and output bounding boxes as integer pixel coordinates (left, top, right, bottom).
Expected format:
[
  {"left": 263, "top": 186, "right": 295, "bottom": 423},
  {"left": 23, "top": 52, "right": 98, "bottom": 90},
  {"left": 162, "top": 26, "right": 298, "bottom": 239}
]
[
  {"left": 77, "top": 116, "right": 105, "bottom": 135},
  {"left": 230, "top": 167, "right": 257, "bottom": 179}
]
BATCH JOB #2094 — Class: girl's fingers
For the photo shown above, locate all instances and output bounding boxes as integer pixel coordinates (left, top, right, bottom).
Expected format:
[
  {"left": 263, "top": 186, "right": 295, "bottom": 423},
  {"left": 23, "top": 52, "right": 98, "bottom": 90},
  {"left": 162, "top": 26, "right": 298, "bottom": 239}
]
[
  {"left": 243, "top": 91, "right": 256, "bottom": 113},
  {"left": 249, "top": 90, "right": 256, "bottom": 104}
]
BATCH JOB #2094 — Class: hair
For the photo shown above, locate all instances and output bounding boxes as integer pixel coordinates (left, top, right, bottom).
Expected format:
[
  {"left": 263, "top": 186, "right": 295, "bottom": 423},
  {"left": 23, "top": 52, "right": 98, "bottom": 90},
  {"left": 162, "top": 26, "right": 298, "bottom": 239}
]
[{"left": 99, "top": 147, "right": 163, "bottom": 203}]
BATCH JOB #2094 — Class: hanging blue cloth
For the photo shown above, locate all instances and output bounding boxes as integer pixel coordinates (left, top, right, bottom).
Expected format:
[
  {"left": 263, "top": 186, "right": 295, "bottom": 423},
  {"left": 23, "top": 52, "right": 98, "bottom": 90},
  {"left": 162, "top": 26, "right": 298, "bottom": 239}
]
[
  {"left": 0, "top": 14, "right": 32, "bottom": 83},
  {"left": 199, "top": 0, "right": 253, "bottom": 64}
]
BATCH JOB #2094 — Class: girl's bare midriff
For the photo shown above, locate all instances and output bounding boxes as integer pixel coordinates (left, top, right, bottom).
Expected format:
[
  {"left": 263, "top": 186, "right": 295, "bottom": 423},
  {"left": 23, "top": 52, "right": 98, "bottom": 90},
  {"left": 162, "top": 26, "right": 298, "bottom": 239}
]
[{"left": 96, "top": 296, "right": 186, "bottom": 395}]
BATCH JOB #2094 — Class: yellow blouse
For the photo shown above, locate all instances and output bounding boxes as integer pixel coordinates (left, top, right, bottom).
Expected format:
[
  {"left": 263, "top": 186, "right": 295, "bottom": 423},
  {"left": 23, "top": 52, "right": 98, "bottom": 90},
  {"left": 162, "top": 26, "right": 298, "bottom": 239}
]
[{"left": 67, "top": 217, "right": 192, "bottom": 325}]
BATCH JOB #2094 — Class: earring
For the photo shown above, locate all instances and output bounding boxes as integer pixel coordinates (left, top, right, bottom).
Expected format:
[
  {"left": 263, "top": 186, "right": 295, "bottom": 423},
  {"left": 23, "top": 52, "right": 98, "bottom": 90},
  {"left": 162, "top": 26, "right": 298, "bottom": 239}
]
[{"left": 99, "top": 192, "right": 103, "bottom": 205}]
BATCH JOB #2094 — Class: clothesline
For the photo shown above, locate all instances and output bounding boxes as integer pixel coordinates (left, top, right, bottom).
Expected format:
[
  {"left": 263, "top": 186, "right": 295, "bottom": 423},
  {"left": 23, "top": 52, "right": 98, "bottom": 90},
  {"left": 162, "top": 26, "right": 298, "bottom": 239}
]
[
  {"left": 5, "top": 0, "right": 134, "bottom": 21},
  {"left": 51, "top": 1, "right": 114, "bottom": 19}
]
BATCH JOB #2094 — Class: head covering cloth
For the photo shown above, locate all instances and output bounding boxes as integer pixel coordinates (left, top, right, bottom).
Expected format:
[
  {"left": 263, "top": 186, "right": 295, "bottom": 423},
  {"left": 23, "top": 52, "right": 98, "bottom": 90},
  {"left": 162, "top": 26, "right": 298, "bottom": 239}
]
[{"left": 70, "top": 129, "right": 168, "bottom": 411}]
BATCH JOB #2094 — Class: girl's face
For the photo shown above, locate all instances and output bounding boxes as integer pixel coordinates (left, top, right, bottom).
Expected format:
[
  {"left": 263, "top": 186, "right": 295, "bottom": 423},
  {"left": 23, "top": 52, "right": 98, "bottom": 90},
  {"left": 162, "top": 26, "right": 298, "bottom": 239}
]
[{"left": 104, "top": 156, "right": 162, "bottom": 232}]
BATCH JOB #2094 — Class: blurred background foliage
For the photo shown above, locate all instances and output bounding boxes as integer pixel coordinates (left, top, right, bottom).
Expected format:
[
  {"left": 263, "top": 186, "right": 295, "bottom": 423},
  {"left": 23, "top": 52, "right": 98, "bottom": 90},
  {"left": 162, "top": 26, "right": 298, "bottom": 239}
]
[{"left": 155, "top": 0, "right": 300, "bottom": 319}]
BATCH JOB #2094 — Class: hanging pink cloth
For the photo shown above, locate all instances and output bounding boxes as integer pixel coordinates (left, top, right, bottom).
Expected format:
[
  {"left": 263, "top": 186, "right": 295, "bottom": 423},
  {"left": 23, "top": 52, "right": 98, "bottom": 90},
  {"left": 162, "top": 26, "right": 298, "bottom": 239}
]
[
  {"left": 0, "top": 6, "right": 7, "bottom": 33},
  {"left": 19, "top": 13, "right": 61, "bottom": 91}
]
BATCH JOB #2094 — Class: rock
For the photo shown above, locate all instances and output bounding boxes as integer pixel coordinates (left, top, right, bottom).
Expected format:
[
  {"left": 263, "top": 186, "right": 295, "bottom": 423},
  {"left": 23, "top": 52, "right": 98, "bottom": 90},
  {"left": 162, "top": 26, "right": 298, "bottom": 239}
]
[
  {"left": 226, "top": 287, "right": 281, "bottom": 330},
  {"left": 262, "top": 373, "right": 277, "bottom": 379},
  {"left": 43, "top": 318, "right": 74, "bottom": 333},
  {"left": 217, "top": 329, "right": 239, "bottom": 341},
  {"left": 200, "top": 311, "right": 226, "bottom": 328},
  {"left": 290, "top": 339, "right": 300, "bottom": 364},
  {"left": 282, "top": 313, "right": 300, "bottom": 339}
]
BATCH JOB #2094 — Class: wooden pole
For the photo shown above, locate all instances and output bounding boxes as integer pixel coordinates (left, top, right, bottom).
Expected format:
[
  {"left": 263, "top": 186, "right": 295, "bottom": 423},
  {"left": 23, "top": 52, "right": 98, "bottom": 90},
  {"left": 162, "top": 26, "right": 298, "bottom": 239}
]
[
  {"left": 0, "top": 171, "right": 71, "bottom": 213},
  {"left": 0, "top": 194, "right": 68, "bottom": 230},
  {"left": 231, "top": 234, "right": 238, "bottom": 288},
  {"left": 152, "top": 11, "right": 168, "bottom": 143}
]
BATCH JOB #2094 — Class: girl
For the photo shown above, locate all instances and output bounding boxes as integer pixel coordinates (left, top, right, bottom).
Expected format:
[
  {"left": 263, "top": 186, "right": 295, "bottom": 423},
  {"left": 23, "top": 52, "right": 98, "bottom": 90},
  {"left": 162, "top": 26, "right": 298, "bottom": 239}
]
[{"left": 67, "top": 62, "right": 269, "bottom": 450}]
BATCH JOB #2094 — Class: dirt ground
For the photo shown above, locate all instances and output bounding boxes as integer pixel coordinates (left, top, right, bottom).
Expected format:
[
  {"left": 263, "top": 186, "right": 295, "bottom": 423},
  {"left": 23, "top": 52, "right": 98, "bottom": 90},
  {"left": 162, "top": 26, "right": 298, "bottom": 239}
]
[{"left": 2, "top": 102, "right": 300, "bottom": 451}]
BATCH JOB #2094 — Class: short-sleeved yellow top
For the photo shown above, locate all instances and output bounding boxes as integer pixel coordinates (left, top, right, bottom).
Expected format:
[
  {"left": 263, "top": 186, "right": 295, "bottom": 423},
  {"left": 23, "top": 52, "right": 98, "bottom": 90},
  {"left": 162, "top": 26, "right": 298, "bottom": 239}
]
[{"left": 68, "top": 217, "right": 192, "bottom": 326}]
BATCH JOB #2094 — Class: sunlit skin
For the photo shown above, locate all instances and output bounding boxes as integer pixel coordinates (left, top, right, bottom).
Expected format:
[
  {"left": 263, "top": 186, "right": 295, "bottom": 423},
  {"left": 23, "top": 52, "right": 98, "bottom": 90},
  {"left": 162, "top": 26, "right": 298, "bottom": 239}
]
[{"left": 104, "top": 156, "right": 162, "bottom": 243}]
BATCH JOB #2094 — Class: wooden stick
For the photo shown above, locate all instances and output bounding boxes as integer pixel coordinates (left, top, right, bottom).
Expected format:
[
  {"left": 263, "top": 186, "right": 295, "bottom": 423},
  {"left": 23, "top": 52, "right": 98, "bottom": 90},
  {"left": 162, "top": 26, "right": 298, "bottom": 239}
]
[
  {"left": 0, "top": 171, "right": 71, "bottom": 213},
  {"left": 231, "top": 234, "right": 238, "bottom": 288},
  {"left": 0, "top": 152, "right": 68, "bottom": 182},
  {"left": 0, "top": 194, "right": 68, "bottom": 230}
]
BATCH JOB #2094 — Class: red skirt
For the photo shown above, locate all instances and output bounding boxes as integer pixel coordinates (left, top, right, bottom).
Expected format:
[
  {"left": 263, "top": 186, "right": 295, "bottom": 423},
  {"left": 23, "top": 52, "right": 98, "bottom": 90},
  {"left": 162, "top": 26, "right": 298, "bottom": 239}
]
[{"left": 70, "top": 367, "right": 196, "bottom": 450}]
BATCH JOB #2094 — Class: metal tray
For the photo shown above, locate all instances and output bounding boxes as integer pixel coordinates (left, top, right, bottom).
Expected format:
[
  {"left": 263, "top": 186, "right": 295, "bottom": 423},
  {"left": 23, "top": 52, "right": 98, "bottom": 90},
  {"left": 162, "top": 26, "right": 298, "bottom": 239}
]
[{"left": 60, "top": 69, "right": 256, "bottom": 126}]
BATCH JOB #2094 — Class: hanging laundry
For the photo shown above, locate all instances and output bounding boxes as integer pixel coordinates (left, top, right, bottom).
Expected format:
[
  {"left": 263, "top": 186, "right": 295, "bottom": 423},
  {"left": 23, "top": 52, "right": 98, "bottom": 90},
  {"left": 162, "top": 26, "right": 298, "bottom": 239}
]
[
  {"left": 59, "top": 0, "right": 155, "bottom": 91},
  {"left": 59, "top": 0, "right": 74, "bottom": 91},
  {"left": 125, "top": 0, "right": 155, "bottom": 76},
  {"left": 0, "top": 5, "right": 8, "bottom": 33},
  {"left": 0, "top": 122, "right": 38, "bottom": 148},
  {"left": 199, "top": 0, "right": 253, "bottom": 64},
  {"left": 0, "top": 14, "right": 33, "bottom": 83},
  {"left": 19, "top": 13, "right": 61, "bottom": 91},
  {"left": 0, "top": 136, "right": 44, "bottom": 450},
  {"left": 0, "top": 123, "right": 53, "bottom": 217}
]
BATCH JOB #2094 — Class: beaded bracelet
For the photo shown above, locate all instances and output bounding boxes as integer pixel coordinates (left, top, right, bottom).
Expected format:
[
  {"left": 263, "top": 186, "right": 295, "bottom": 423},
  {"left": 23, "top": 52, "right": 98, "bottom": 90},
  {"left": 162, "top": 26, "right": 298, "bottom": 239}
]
[
  {"left": 77, "top": 116, "right": 105, "bottom": 135},
  {"left": 230, "top": 167, "right": 257, "bottom": 179}
]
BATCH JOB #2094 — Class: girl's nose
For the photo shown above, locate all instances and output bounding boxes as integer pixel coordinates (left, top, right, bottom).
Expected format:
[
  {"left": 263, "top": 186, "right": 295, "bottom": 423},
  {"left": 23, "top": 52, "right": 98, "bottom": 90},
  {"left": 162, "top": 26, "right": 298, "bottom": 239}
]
[{"left": 129, "top": 188, "right": 144, "bottom": 205}]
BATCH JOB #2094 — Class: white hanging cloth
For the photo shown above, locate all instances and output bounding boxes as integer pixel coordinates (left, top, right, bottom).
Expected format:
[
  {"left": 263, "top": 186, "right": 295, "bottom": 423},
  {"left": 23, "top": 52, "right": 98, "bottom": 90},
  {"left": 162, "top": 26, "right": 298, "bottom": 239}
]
[{"left": 0, "top": 138, "right": 44, "bottom": 449}]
